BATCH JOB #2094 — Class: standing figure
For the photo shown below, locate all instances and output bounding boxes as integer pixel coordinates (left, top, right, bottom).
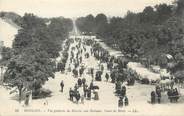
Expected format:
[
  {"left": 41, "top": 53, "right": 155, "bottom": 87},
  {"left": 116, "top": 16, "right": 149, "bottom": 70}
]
[
  {"left": 151, "top": 91, "right": 156, "bottom": 104},
  {"left": 87, "top": 88, "right": 91, "bottom": 100},
  {"left": 156, "top": 86, "right": 161, "bottom": 103},
  {"left": 73, "top": 69, "right": 78, "bottom": 78},
  {"left": 105, "top": 73, "right": 109, "bottom": 82},
  {"left": 24, "top": 92, "right": 30, "bottom": 106},
  {"left": 93, "top": 91, "right": 99, "bottom": 100},
  {"left": 74, "top": 83, "right": 79, "bottom": 91},
  {"left": 82, "top": 78, "right": 86, "bottom": 85},
  {"left": 167, "top": 89, "right": 173, "bottom": 103},
  {"left": 78, "top": 78, "right": 82, "bottom": 87},
  {"left": 68, "top": 64, "right": 71, "bottom": 72},
  {"left": 89, "top": 81, "right": 94, "bottom": 90},
  {"left": 124, "top": 96, "right": 129, "bottom": 106},
  {"left": 115, "top": 81, "right": 122, "bottom": 95},
  {"left": 76, "top": 91, "right": 81, "bottom": 104},
  {"left": 84, "top": 47, "right": 86, "bottom": 52},
  {"left": 173, "top": 88, "right": 179, "bottom": 102},
  {"left": 79, "top": 68, "right": 83, "bottom": 77},
  {"left": 118, "top": 97, "right": 124, "bottom": 107},
  {"left": 91, "top": 68, "right": 94, "bottom": 78},
  {"left": 69, "top": 88, "right": 73, "bottom": 101},
  {"left": 83, "top": 84, "right": 88, "bottom": 98},
  {"left": 121, "top": 86, "right": 126, "bottom": 97},
  {"left": 60, "top": 80, "right": 64, "bottom": 92},
  {"left": 90, "top": 48, "right": 93, "bottom": 55},
  {"left": 18, "top": 82, "right": 23, "bottom": 103},
  {"left": 110, "top": 72, "right": 116, "bottom": 83},
  {"left": 79, "top": 56, "right": 82, "bottom": 63}
]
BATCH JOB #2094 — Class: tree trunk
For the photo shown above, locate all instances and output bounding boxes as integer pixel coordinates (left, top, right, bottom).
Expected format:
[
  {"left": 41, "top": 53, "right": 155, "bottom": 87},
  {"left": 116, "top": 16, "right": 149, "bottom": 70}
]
[{"left": 18, "top": 88, "right": 22, "bottom": 103}]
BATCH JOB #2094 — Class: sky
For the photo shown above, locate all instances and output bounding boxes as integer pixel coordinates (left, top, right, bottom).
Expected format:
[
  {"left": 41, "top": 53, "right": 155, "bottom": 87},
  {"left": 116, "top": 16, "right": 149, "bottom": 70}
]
[{"left": 0, "top": 0, "right": 174, "bottom": 18}]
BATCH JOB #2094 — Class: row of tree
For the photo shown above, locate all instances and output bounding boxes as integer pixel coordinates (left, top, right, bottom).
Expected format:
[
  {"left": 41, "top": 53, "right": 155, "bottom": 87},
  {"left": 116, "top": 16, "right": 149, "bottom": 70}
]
[
  {"left": 76, "top": 0, "right": 184, "bottom": 74},
  {"left": 1, "top": 13, "right": 73, "bottom": 98}
]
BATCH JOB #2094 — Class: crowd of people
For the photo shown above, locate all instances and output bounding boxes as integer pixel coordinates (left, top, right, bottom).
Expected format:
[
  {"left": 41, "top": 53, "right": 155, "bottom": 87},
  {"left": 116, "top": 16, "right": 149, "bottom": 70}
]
[
  {"left": 15, "top": 33, "right": 183, "bottom": 108},
  {"left": 59, "top": 38, "right": 101, "bottom": 104},
  {"left": 150, "top": 85, "right": 180, "bottom": 104},
  {"left": 58, "top": 37, "right": 131, "bottom": 107},
  {"left": 57, "top": 37, "right": 182, "bottom": 107}
]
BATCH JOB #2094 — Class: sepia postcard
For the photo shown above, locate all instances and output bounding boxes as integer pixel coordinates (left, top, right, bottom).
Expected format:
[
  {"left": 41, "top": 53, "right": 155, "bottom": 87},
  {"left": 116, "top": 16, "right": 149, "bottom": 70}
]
[{"left": 0, "top": 0, "right": 184, "bottom": 116}]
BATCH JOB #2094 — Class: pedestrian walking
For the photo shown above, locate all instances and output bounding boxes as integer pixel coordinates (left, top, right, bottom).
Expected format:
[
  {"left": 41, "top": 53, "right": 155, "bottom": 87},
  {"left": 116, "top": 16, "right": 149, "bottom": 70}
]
[
  {"left": 151, "top": 91, "right": 156, "bottom": 104},
  {"left": 60, "top": 80, "right": 64, "bottom": 92},
  {"left": 83, "top": 84, "right": 88, "bottom": 98}
]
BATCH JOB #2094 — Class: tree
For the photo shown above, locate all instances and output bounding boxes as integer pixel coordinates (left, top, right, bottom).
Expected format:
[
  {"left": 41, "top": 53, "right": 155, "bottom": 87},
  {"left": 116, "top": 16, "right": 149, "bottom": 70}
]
[
  {"left": 4, "top": 48, "right": 55, "bottom": 98},
  {"left": 75, "top": 1, "right": 183, "bottom": 72},
  {"left": 95, "top": 13, "right": 108, "bottom": 24},
  {"left": 140, "top": 6, "right": 156, "bottom": 24},
  {"left": 4, "top": 13, "right": 73, "bottom": 99},
  {"left": 20, "top": 13, "right": 46, "bottom": 30},
  {"left": 75, "top": 14, "right": 95, "bottom": 34},
  {"left": 155, "top": 4, "right": 173, "bottom": 24},
  {"left": 175, "top": 0, "right": 184, "bottom": 16},
  {"left": 0, "top": 47, "right": 14, "bottom": 65},
  {"left": 95, "top": 13, "right": 108, "bottom": 37},
  {"left": 13, "top": 14, "right": 72, "bottom": 58},
  {"left": 13, "top": 29, "right": 34, "bottom": 54}
]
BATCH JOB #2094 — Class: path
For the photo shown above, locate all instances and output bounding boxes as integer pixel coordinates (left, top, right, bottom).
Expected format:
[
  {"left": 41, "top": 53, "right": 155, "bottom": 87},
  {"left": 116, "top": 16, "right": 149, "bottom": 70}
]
[{"left": 0, "top": 20, "right": 184, "bottom": 116}]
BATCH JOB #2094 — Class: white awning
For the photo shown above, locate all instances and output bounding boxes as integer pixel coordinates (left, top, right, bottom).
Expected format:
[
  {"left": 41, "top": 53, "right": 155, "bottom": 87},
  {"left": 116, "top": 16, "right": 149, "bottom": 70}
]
[{"left": 165, "top": 54, "right": 173, "bottom": 59}]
